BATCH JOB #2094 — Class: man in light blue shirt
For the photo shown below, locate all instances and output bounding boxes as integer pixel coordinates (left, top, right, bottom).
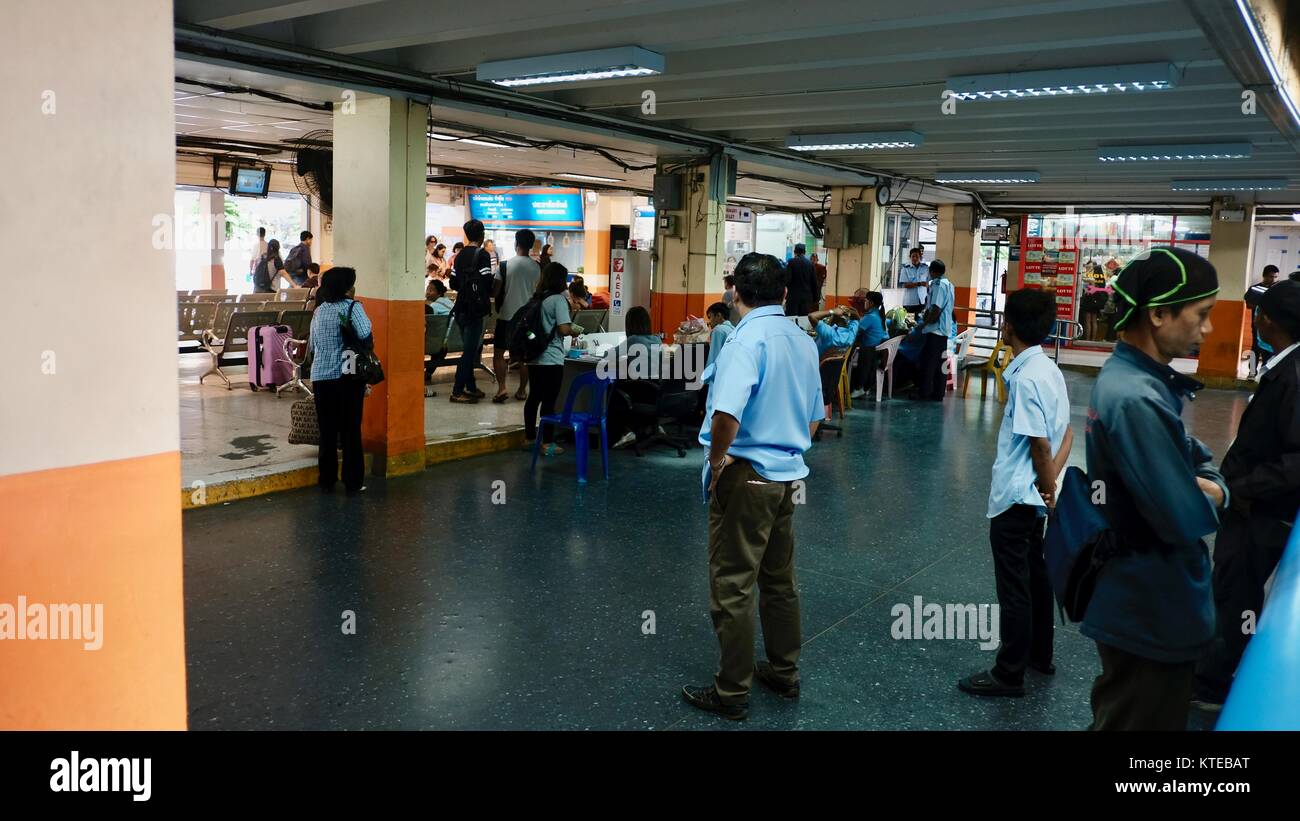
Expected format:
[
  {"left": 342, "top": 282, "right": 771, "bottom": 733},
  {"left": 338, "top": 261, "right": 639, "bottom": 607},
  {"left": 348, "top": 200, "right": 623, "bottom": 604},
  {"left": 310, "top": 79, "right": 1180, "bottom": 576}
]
[
  {"left": 806, "top": 305, "right": 860, "bottom": 356},
  {"left": 704, "top": 301, "right": 734, "bottom": 369},
  {"left": 916, "top": 258, "right": 954, "bottom": 401},
  {"left": 959, "top": 289, "right": 1072, "bottom": 698},
  {"left": 682, "top": 253, "right": 824, "bottom": 722},
  {"left": 898, "top": 246, "right": 929, "bottom": 310}
]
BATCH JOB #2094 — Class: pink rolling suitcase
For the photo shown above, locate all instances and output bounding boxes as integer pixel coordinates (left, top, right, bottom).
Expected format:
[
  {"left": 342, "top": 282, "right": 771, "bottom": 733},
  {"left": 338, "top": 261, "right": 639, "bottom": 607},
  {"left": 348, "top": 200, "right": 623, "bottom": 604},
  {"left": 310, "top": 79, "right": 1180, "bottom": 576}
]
[{"left": 248, "top": 324, "right": 293, "bottom": 390}]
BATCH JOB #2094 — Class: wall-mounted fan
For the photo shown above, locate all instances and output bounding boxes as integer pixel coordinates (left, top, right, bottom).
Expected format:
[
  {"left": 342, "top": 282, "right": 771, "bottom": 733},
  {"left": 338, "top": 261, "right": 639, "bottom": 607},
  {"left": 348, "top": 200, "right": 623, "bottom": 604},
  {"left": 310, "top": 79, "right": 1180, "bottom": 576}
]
[{"left": 287, "top": 130, "right": 332, "bottom": 219}]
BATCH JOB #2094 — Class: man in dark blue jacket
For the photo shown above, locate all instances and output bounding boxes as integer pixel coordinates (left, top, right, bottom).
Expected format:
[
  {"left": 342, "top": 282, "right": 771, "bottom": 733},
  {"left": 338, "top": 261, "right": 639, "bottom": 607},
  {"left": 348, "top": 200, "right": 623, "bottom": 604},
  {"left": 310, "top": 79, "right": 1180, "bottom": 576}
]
[
  {"left": 1083, "top": 247, "right": 1229, "bottom": 731},
  {"left": 1194, "top": 280, "right": 1300, "bottom": 708}
]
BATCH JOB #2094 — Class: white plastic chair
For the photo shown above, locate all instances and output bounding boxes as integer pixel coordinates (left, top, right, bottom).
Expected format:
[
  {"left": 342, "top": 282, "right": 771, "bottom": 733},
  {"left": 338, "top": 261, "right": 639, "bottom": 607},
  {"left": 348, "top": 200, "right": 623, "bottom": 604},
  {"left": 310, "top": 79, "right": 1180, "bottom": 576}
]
[{"left": 875, "top": 336, "right": 904, "bottom": 402}]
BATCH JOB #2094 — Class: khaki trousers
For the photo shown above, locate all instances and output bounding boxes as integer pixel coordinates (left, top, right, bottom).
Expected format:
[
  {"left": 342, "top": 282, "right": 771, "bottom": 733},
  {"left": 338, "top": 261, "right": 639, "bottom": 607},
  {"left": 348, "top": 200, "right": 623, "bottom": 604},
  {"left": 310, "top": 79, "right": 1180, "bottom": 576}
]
[{"left": 708, "top": 458, "right": 802, "bottom": 704}]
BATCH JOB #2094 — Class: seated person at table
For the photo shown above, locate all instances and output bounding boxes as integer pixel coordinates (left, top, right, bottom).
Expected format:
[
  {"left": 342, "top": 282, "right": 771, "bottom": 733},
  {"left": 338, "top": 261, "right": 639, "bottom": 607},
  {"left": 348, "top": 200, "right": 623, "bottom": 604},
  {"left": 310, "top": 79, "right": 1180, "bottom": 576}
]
[
  {"left": 615, "top": 306, "right": 662, "bottom": 378},
  {"left": 607, "top": 306, "right": 668, "bottom": 448},
  {"left": 705, "top": 301, "right": 734, "bottom": 368},
  {"left": 426, "top": 279, "right": 454, "bottom": 315},
  {"left": 850, "top": 289, "right": 888, "bottom": 398},
  {"left": 891, "top": 327, "right": 926, "bottom": 391},
  {"left": 807, "top": 304, "right": 860, "bottom": 356}
]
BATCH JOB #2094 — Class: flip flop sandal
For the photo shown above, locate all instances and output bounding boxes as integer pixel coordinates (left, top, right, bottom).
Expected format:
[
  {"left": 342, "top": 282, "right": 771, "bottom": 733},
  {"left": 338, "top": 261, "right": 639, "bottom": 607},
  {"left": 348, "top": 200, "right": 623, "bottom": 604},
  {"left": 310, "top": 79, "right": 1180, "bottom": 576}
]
[
  {"left": 514, "top": 390, "right": 527, "bottom": 400},
  {"left": 492, "top": 393, "right": 509, "bottom": 404}
]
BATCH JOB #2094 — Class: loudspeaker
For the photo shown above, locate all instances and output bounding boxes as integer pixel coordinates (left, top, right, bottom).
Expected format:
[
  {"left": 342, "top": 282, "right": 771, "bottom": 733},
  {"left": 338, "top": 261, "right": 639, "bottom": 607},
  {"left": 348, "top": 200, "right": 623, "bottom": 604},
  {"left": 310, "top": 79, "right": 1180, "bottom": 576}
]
[
  {"left": 653, "top": 174, "right": 683, "bottom": 210},
  {"left": 847, "top": 206, "right": 872, "bottom": 246}
]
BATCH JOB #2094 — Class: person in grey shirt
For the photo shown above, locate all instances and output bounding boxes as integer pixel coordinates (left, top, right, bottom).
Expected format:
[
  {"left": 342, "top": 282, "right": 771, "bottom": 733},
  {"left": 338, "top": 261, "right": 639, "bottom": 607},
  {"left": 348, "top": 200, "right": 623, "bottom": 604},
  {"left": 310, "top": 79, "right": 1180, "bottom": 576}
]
[
  {"left": 524, "top": 262, "right": 582, "bottom": 455},
  {"left": 493, "top": 229, "right": 542, "bottom": 402}
]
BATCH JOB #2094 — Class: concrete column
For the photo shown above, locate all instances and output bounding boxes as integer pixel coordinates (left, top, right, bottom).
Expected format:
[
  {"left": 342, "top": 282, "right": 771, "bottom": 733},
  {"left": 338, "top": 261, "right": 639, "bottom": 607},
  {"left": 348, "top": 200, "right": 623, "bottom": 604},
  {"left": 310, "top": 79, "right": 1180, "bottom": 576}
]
[
  {"left": 935, "top": 204, "right": 982, "bottom": 326},
  {"left": 1198, "top": 201, "right": 1256, "bottom": 379},
  {"left": 0, "top": 0, "right": 185, "bottom": 728},
  {"left": 651, "top": 157, "right": 726, "bottom": 333},
  {"left": 825, "top": 186, "right": 887, "bottom": 304},
  {"left": 199, "top": 189, "right": 226, "bottom": 289},
  {"left": 583, "top": 193, "right": 613, "bottom": 292},
  {"left": 333, "top": 94, "right": 427, "bottom": 476}
]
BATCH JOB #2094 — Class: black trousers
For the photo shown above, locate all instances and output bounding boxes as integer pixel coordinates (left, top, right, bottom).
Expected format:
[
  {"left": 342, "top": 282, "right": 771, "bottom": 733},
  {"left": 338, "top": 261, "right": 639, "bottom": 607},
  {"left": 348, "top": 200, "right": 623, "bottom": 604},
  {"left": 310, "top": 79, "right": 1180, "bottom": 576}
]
[
  {"left": 524, "top": 364, "right": 563, "bottom": 443},
  {"left": 917, "top": 332, "right": 947, "bottom": 400},
  {"left": 989, "top": 505, "right": 1054, "bottom": 686},
  {"left": 313, "top": 377, "right": 366, "bottom": 491},
  {"left": 1193, "top": 508, "right": 1290, "bottom": 702},
  {"left": 850, "top": 345, "right": 879, "bottom": 392},
  {"left": 1090, "top": 642, "right": 1194, "bottom": 731}
]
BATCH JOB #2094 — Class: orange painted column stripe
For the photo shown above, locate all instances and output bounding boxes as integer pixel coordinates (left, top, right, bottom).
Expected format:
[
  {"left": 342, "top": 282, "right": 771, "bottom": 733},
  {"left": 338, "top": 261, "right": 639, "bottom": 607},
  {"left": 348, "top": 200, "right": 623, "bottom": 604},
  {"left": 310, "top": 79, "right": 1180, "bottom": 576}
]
[
  {"left": 0, "top": 452, "right": 187, "bottom": 729},
  {"left": 358, "top": 297, "right": 427, "bottom": 474},
  {"left": 1197, "top": 299, "right": 1247, "bottom": 379}
]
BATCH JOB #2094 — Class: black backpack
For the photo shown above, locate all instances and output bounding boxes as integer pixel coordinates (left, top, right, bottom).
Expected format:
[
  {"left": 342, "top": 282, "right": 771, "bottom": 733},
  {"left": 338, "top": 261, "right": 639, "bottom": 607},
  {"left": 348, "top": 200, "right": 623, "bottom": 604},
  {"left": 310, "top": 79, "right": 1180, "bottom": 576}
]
[
  {"left": 508, "top": 295, "right": 555, "bottom": 363},
  {"left": 452, "top": 248, "right": 494, "bottom": 319}
]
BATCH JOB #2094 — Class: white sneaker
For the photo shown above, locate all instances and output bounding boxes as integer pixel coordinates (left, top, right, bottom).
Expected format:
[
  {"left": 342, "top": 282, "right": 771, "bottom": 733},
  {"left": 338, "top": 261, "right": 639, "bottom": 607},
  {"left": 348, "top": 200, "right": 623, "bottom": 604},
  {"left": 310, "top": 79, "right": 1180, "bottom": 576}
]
[
  {"left": 613, "top": 431, "right": 637, "bottom": 449},
  {"left": 850, "top": 388, "right": 867, "bottom": 399}
]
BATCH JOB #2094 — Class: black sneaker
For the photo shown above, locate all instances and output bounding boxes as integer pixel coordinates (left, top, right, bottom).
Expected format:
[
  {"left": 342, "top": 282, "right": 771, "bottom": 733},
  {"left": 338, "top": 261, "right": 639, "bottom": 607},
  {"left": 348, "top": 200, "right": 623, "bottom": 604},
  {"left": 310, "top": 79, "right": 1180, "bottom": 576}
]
[
  {"left": 681, "top": 685, "right": 748, "bottom": 720},
  {"left": 754, "top": 662, "right": 800, "bottom": 699},
  {"left": 957, "top": 670, "right": 1025, "bottom": 698}
]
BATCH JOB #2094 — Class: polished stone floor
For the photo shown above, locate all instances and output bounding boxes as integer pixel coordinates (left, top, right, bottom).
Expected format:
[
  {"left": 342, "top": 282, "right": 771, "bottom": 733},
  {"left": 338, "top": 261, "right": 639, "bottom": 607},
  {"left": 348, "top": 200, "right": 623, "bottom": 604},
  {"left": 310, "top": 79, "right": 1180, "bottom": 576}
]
[
  {"left": 182, "top": 370, "right": 1252, "bottom": 730},
  {"left": 178, "top": 349, "right": 523, "bottom": 489}
]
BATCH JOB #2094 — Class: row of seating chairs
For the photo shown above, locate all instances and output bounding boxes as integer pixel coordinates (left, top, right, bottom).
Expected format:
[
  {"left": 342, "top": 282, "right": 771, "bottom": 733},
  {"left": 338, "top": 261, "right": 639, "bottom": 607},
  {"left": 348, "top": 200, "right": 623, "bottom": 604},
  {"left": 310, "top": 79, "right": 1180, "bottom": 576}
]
[
  {"left": 178, "top": 288, "right": 314, "bottom": 304},
  {"left": 181, "top": 301, "right": 313, "bottom": 390}
]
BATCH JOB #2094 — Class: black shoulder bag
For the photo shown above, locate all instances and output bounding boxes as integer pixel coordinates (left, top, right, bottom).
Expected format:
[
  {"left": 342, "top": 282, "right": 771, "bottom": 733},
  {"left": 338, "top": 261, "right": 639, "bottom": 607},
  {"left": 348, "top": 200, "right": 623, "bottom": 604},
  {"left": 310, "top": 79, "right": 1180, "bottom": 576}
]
[{"left": 340, "top": 300, "right": 385, "bottom": 385}]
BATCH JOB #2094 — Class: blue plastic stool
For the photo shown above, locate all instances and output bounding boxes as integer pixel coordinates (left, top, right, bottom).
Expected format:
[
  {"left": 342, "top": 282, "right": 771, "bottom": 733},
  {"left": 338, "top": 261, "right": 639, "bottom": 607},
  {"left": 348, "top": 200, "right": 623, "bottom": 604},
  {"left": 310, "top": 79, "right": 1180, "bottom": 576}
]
[{"left": 530, "top": 370, "right": 614, "bottom": 483}]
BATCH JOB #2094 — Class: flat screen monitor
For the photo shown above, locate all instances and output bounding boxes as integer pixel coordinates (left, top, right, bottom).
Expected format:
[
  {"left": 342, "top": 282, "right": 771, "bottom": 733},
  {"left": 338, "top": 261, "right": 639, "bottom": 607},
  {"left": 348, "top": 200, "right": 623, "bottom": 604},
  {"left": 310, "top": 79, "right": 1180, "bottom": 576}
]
[{"left": 229, "top": 166, "right": 271, "bottom": 198}]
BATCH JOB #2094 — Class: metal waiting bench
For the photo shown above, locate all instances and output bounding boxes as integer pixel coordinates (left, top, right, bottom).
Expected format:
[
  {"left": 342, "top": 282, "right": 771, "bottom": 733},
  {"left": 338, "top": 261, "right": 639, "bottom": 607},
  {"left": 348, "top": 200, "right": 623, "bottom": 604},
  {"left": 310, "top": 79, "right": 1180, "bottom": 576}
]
[{"left": 423, "top": 312, "right": 497, "bottom": 384}]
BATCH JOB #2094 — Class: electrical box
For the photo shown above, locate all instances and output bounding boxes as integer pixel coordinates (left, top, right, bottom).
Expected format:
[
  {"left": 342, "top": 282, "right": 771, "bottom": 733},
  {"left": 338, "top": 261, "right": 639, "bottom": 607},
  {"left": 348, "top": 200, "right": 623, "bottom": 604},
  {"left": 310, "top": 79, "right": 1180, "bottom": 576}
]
[
  {"left": 653, "top": 173, "right": 683, "bottom": 211},
  {"left": 658, "top": 213, "right": 681, "bottom": 238},
  {"left": 847, "top": 206, "right": 872, "bottom": 246},
  {"left": 1218, "top": 208, "right": 1246, "bottom": 222},
  {"left": 823, "top": 214, "right": 850, "bottom": 249}
]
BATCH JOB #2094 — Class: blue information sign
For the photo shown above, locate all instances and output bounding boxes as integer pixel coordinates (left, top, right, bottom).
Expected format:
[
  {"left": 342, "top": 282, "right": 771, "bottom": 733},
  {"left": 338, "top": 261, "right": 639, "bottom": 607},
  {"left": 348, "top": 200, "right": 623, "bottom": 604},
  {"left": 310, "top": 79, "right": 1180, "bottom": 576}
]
[{"left": 468, "top": 187, "right": 585, "bottom": 230}]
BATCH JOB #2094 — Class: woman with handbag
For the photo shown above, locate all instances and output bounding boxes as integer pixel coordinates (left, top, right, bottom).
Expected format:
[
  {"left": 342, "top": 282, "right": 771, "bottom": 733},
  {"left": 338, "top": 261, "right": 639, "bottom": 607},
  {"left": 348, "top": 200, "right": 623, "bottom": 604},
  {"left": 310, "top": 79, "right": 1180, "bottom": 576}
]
[{"left": 308, "top": 266, "right": 372, "bottom": 495}]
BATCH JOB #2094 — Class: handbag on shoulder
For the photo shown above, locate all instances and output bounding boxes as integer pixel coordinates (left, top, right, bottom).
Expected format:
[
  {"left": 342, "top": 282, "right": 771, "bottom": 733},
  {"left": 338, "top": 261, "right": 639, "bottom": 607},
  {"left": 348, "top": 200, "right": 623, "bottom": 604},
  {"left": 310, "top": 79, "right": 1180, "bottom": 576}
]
[{"left": 340, "top": 300, "right": 385, "bottom": 385}]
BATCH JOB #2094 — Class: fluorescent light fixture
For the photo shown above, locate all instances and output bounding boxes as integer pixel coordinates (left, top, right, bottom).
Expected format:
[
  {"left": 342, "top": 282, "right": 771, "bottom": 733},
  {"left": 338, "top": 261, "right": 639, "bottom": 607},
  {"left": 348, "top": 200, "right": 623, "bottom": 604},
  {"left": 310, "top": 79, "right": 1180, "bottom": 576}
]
[
  {"left": 477, "top": 46, "right": 664, "bottom": 88},
  {"left": 785, "top": 131, "right": 923, "bottom": 151},
  {"left": 1170, "top": 178, "right": 1288, "bottom": 192},
  {"left": 947, "top": 62, "right": 1176, "bottom": 100},
  {"left": 557, "top": 173, "right": 623, "bottom": 183},
  {"left": 1098, "top": 143, "right": 1251, "bottom": 162},
  {"left": 934, "top": 172, "right": 1040, "bottom": 184},
  {"left": 728, "top": 196, "right": 770, "bottom": 203},
  {"left": 1236, "top": 0, "right": 1300, "bottom": 129}
]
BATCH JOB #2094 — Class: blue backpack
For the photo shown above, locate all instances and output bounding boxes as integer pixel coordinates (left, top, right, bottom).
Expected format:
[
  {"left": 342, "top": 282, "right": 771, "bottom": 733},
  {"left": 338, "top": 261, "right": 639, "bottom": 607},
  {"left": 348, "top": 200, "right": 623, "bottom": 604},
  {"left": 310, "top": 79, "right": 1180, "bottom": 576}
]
[{"left": 1043, "top": 466, "right": 1124, "bottom": 622}]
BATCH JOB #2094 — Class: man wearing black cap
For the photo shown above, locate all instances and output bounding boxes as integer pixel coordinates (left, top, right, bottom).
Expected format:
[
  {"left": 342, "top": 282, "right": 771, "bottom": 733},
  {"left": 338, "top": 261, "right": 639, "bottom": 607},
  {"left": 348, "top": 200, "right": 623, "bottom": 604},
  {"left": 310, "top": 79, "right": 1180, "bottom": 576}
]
[
  {"left": 1193, "top": 280, "right": 1300, "bottom": 709},
  {"left": 1082, "top": 247, "right": 1230, "bottom": 730}
]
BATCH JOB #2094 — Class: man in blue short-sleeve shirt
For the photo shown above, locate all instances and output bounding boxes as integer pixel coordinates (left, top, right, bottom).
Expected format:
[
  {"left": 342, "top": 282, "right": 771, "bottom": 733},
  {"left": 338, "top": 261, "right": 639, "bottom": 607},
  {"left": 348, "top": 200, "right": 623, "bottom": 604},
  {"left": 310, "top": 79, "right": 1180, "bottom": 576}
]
[
  {"left": 959, "top": 289, "right": 1072, "bottom": 699},
  {"left": 681, "top": 253, "right": 824, "bottom": 722}
]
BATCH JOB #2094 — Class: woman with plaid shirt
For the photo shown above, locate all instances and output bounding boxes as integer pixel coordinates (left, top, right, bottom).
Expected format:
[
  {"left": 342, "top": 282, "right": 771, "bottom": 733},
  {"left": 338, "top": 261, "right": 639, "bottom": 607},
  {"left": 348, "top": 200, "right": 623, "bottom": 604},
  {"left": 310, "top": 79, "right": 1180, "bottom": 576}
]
[{"left": 308, "top": 266, "right": 372, "bottom": 495}]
